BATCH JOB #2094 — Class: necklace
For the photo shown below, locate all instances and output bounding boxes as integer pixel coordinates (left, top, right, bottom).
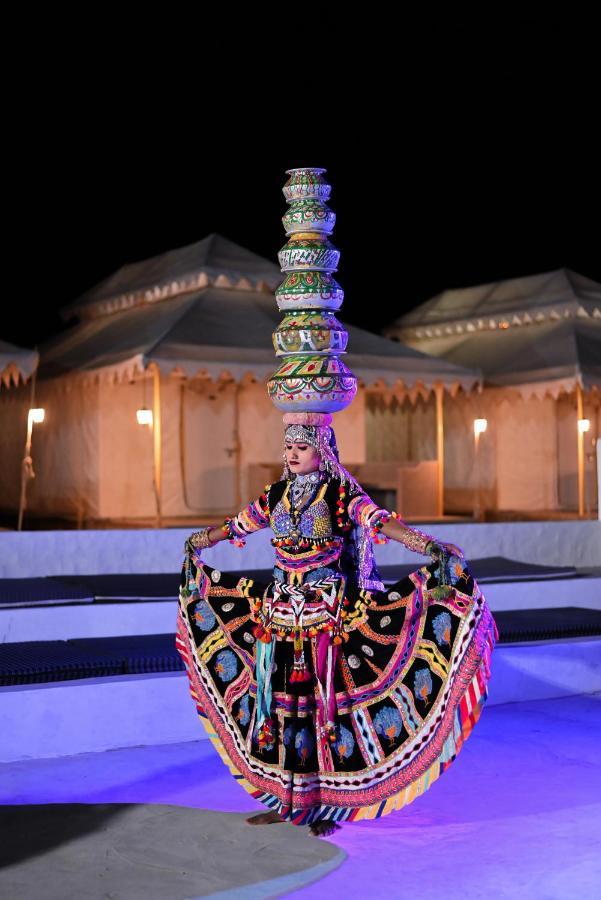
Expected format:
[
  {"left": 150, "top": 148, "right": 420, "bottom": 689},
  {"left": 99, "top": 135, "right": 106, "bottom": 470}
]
[{"left": 288, "top": 471, "right": 321, "bottom": 543}]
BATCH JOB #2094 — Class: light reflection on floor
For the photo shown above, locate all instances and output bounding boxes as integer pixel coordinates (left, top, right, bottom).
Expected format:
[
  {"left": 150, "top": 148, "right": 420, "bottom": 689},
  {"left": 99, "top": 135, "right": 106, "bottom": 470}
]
[{"left": 2, "top": 693, "right": 600, "bottom": 899}]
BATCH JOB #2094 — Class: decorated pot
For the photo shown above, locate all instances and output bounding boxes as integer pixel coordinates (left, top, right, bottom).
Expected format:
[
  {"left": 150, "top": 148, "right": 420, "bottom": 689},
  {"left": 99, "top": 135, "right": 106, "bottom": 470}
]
[
  {"left": 278, "top": 233, "right": 340, "bottom": 272},
  {"left": 282, "top": 199, "right": 336, "bottom": 235},
  {"left": 267, "top": 354, "right": 357, "bottom": 413},
  {"left": 282, "top": 167, "right": 331, "bottom": 203},
  {"left": 272, "top": 311, "right": 348, "bottom": 355},
  {"left": 275, "top": 272, "right": 344, "bottom": 311}
]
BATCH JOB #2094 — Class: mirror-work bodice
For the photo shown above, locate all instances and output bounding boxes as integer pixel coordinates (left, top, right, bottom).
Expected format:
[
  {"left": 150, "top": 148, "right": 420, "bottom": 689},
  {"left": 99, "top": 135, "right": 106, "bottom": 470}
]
[{"left": 223, "top": 477, "right": 386, "bottom": 585}]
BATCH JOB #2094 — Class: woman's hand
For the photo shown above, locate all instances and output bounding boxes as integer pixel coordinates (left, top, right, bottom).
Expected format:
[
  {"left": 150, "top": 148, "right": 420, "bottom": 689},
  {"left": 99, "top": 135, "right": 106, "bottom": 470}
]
[{"left": 429, "top": 540, "right": 465, "bottom": 559}]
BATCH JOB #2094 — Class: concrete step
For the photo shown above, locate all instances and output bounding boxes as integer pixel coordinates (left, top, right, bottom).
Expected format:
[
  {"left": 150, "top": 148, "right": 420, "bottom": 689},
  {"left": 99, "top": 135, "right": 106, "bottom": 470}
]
[
  {"left": 1, "top": 635, "right": 599, "bottom": 763},
  {"left": 2, "top": 572, "right": 600, "bottom": 642}
]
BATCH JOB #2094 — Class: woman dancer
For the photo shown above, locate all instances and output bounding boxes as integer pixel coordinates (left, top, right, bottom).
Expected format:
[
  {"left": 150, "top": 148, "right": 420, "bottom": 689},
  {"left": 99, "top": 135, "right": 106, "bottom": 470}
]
[{"left": 176, "top": 416, "right": 498, "bottom": 837}]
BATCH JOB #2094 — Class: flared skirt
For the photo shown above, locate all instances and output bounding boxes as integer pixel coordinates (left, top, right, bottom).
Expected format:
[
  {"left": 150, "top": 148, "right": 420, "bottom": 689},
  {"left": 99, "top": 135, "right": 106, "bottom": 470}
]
[{"left": 175, "top": 553, "right": 499, "bottom": 826}]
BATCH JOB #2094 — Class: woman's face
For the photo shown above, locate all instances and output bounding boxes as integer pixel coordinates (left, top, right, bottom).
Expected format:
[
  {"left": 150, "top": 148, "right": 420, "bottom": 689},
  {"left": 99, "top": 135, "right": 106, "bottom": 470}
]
[{"left": 284, "top": 440, "right": 321, "bottom": 475}]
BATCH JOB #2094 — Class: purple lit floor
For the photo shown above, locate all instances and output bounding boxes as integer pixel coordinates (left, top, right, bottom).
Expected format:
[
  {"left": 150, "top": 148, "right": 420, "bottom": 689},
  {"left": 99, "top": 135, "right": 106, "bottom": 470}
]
[{"left": 2, "top": 693, "right": 600, "bottom": 899}]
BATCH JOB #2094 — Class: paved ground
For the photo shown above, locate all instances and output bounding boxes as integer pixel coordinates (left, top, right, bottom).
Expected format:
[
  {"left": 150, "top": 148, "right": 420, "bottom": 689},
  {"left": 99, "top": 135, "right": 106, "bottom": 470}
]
[{"left": 1, "top": 692, "right": 600, "bottom": 899}]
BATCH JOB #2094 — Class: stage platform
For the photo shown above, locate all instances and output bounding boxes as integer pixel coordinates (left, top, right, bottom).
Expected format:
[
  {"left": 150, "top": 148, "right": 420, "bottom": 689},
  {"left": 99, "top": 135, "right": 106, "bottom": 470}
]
[
  {"left": 1, "top": 607, "right": 601, "bottom": 688},
  {"left": 1, "top": 694, "right": 600, "bottom": 899},
  {"left": 1, "top": 520, "right": 599, "bottom": 763},
  {"left": 1, "top": 617, "right": 600, "bottom": 762}
]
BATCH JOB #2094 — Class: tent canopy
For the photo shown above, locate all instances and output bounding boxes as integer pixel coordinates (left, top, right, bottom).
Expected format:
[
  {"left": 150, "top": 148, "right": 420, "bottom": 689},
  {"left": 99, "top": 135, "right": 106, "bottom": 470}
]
[
  {"left": 40, "top": 287, "right": 481, "bottom": 395},
  {"left": 61, "top": 233, "right": 282, "bottom": 322},
  {"left": 386, "top": 268, "right": 601, "bottom": 395},
  {"left": 0, "top": 340, "right": 39, "bottom": 387},
  {"left": 394, "top": 268, "right": 601, "bottom": 326}
]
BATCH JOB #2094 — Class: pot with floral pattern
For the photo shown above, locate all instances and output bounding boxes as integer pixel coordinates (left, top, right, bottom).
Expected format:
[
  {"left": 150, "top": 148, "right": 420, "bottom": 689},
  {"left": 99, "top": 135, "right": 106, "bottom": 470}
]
[
  {"left": 278, "top": 233, "right": 340, "bottom": 272},
  {"left": 275, "top": 272, "right": 344, "bottom": 311},
  {"left": 267, "top": 354, "right": 357, "bottom": 413},
  {"left": 282, "top": 167, "right": 331, "bottom": 203},
  {"left": 282, "top": 199, "right": 336, "bottom": 235},
  {"left": 273, "top": 311, "right": 348, "bottom": 355}
]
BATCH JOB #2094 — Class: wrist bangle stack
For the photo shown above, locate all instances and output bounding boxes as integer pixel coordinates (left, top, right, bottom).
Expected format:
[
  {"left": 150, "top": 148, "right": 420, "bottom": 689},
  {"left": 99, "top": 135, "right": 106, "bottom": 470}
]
[
  {"left": 368, "top": 510, "right": 391, "bottom": 544},
  {"left": 188, "top": 527, "right": 216, "bottom": 550},
  {"left": 221, "top": 519, "right": 246, "bottom": 548},
  {"left": 398, "top": 523, "right": 437, "bottom": 555}
]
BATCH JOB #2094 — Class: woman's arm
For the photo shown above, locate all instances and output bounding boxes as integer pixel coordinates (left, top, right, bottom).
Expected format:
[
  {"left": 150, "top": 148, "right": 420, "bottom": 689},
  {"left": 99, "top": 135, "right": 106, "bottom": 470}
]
[
  {"left": 345, "top": 483, "right": 463, "bottom": 558},
  {"left": 380, "top": 514, "right": 464, "bottom": 558},
  {"left": 188, "top": 486, "right": 272, "bottom": 550}
]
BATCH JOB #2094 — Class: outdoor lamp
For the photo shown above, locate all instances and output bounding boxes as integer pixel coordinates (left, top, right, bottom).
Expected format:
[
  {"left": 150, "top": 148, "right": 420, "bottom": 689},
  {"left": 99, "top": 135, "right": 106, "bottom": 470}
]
[
  {"left": 28, "top": 407, "right": 45, "bottom": 426},
  {"left": 136, "top": 407, "right": 153, "bottom": 427}
]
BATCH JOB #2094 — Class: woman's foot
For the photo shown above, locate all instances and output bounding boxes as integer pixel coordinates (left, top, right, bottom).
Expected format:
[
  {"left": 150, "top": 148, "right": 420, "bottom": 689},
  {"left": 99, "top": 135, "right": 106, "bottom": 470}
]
[
  {"left": 309, "top": 820, "right": 341, "bottom": 837},
  {"left": 246, "top": 811, "right": 285, "bottom": 825}
]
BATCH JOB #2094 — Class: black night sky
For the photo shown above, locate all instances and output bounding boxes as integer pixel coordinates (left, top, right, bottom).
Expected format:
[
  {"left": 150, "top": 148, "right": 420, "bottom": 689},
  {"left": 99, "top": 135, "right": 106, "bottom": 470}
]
[{"left": 5, "top": 27, "right": 599, "bottom": 351}]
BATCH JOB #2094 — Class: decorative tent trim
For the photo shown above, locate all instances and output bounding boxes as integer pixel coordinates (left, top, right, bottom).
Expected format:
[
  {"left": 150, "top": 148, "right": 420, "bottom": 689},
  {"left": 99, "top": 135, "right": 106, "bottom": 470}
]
[
  {"left": 403, "top": 303, "right": 600, "bottom": 340},
  {"left": 0, "top": 341, "right": 39, "bottom": 388},
  {"left": 60, "top": 233, "right": 282, "bottom": 322},
  {"left": 384, "top": 268, "right": 601, "bottom": 401}
]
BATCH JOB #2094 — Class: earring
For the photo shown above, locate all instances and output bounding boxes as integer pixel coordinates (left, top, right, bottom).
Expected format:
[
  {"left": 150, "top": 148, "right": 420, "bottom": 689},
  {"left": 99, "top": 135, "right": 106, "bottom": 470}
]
[{"left": 319, "top": 461, "right": 326, "bottom": 472}]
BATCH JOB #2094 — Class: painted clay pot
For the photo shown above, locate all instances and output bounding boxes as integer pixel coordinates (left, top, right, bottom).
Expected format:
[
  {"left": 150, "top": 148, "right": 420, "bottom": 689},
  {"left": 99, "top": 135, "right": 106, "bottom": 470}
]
[
  {"left": 272, "top": 311, "right": 348, "bottom": 355},
  {"left": 278, "top": 233, "right": 340, "bottom": 272},
  {"left": 275, "top": 272, "right": 344, "bottom": 311},
  {"left": 282, "top": 199, "right": 336, "bottom": 235},
  {"left": 282, "top": 167, "right": 331, "bottom": 203},
  {"left": 267, "top": 354, "right": 357, "bottom": 413}
]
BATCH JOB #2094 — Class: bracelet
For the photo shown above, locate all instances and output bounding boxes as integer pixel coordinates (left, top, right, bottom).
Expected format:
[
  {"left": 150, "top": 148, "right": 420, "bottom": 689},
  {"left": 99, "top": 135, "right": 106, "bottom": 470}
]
[
  {"left": 390, "top": 512, "right": 437, "bottom": 555},
  {"left": 221, "top": 519, "right": 246, "bottom": 548},
  {"left": 368, "top": 510, "right": 391, "bottom": 545},
  {"left": 188, "top": 527, "right": 216, "bottom": 551}
]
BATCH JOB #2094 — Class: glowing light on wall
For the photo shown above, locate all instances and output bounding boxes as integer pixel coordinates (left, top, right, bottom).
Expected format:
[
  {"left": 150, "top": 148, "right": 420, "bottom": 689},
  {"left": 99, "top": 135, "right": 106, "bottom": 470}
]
[
  {"left": 136, "top": 407, "right": 153, "bottom": 427},
  {"left": 28, "top": 407, "right": 45, "bottom": 426}
]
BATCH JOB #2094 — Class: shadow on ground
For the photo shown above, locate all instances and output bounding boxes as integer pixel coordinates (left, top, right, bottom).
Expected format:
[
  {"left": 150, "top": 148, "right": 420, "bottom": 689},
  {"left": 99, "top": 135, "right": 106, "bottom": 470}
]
[{"left": 0, "top": 803, "right": 345, "bottom": 899}]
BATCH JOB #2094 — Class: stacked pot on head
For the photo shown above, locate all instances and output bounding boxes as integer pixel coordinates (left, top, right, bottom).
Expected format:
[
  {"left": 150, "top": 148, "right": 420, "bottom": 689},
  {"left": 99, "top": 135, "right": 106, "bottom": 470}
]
[{"left": 267, "top": 167, "right": 357, "bottom": 426}]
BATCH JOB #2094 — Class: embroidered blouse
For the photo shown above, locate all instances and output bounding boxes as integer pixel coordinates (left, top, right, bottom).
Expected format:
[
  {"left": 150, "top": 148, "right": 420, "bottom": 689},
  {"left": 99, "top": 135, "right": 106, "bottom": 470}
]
[{"left": 222, "top": 476, "right": 389, "bottom": 580}]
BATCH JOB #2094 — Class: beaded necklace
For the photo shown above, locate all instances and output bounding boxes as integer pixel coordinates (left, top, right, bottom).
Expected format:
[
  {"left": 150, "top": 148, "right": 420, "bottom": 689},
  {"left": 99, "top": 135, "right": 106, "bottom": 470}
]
[{"left": 288, "top": 470, "right": 322, "bottom": 544}]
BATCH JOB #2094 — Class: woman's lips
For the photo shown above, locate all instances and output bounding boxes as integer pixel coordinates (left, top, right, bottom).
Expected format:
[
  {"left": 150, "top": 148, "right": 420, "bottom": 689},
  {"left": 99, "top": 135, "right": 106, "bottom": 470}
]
[{"left": 289, "top": 461, "right": 299, "bottom": 465}]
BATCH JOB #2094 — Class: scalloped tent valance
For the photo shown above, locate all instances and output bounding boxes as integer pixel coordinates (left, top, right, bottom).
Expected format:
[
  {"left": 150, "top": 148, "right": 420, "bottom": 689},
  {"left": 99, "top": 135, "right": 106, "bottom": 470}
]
[
  {"left": 0, "top": 340, "right": 39, "bottom": 387},
  {"left": 39, "top": 287, "right": 481, "bottom": 399}
]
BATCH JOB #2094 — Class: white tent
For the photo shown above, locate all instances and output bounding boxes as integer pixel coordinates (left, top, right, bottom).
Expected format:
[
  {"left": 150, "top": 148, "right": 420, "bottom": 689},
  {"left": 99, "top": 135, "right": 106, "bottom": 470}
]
[
  {"left": 0, "top": 235, "right": 481, "bottom": 525},
  {"left": 384, "top": 269, "right": 601, "bottom": 515},
  {"left": 0, "top": 340, "right": 38, "bottom": 388}
]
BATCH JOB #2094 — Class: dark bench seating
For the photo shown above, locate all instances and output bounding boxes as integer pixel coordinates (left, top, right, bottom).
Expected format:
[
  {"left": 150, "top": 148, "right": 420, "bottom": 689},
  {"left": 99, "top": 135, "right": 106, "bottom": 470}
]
[
  {"left": 0, "top": 558, "right": 582, "bottom": 609},
  {"left": 1, "top": 608, "right": 600, "bottom": 687}
]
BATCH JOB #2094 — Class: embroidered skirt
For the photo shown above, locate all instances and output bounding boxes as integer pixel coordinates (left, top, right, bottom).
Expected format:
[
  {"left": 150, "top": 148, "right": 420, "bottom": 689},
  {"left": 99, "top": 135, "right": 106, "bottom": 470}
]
[{"left": 175, "top": 550, "right": 499, "bottom": 826}]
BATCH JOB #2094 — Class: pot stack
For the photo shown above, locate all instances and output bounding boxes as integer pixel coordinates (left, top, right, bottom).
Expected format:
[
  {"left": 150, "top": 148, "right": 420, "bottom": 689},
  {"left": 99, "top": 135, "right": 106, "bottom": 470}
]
[{"left": 267, "top": 167, "right": 357, "bottom": 420}]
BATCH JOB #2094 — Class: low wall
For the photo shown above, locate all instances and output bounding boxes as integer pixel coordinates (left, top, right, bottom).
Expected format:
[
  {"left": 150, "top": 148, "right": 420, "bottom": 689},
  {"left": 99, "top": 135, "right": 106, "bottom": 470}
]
[{"left": 0, "top": 520, "right": 599, "bottom": 578}]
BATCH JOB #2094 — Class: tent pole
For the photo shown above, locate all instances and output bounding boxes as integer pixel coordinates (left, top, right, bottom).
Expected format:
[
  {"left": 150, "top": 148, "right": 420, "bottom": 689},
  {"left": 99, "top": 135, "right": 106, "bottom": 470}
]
[
  {"left": 151, "top": 364, "right": 163, "bottom": 527},
  {"left": 17, "top": 370, "right": 38, "bottom": 531},
  {"left": 434, "top": 383, "right": 444, "bottom": 518},
  {"left": 576, "top": 381, "right": 585, "bottom": 517},
  {"left": 233, "top": 382, "right": 242, "bottom": 510}
]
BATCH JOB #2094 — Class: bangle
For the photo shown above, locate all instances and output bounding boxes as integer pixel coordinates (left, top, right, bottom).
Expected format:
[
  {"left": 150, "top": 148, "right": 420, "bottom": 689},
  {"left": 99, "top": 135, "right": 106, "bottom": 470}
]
[
  {"left": 221, "top": 519, "right": 246, "bottom": 548},
  {"left": 369, "top": 510, "right": 391, "bottom": 544},
  {"left": 399, "top": 523, "right": 437, "bottom": 555},
  {"left": 188, "top": 527, "right": 216, "bottom": 550}
]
